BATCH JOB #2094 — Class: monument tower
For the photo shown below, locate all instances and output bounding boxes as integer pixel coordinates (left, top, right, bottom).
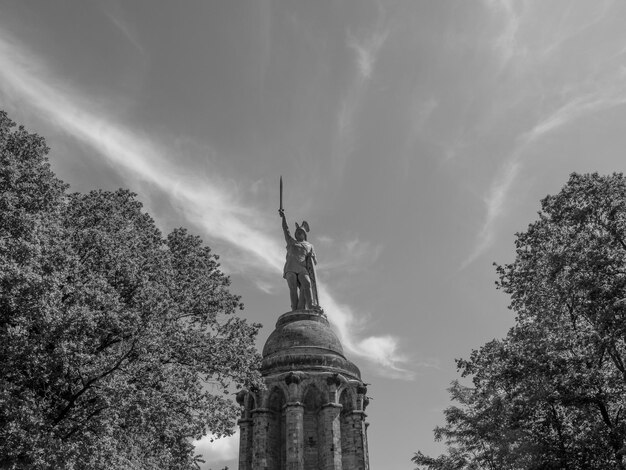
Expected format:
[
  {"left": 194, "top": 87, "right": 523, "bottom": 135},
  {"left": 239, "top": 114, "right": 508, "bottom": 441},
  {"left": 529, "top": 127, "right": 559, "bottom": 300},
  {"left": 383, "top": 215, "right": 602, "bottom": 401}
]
[{"left": 236, "top": 180, "right": 371, "bottom": 470}]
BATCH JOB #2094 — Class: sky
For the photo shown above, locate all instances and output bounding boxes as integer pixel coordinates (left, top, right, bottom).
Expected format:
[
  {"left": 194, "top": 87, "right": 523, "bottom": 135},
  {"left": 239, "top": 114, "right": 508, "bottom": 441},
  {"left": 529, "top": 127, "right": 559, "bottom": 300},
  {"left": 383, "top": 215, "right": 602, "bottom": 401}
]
[{"left": 2, "top": 1, "right": 626, "bottom": 468}]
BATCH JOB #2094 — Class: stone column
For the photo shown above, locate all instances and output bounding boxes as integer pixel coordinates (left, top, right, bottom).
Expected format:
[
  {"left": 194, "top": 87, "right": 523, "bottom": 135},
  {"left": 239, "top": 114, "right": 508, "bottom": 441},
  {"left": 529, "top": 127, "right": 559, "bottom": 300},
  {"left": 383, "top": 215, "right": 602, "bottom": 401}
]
[
  {"left": 285, "top": 402, "right": 304, "bottom": 470},
  {"left": 237, "top": 418, "right": 253, "bottom": 470},
  {"left": 319, "top": 403, "right": 342, "bottom": 470},
  {"left": 363, "top": 421, "right": 370, "bottom": 470},
  {"left": 351, "top": 410, "right": 369, "bottom": 470},
  {"left": 251, "top": 408, "right": 271, "bottom": 470}
]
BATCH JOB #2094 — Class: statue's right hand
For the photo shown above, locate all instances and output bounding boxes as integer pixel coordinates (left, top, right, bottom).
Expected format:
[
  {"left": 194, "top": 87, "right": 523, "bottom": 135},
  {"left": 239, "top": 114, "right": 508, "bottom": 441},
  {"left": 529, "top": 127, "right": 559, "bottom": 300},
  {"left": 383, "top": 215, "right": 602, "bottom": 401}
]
[{"left": 278, "top": 209, "right": 285, "bottom": 217}]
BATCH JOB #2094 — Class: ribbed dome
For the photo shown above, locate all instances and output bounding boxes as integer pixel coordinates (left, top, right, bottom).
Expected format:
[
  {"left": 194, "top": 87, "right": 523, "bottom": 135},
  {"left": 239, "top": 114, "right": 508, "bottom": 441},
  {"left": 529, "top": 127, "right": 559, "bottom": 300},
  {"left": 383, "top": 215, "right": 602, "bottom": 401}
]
[{"left": 261, "top": 310, "right": 361, "bottom": 379}]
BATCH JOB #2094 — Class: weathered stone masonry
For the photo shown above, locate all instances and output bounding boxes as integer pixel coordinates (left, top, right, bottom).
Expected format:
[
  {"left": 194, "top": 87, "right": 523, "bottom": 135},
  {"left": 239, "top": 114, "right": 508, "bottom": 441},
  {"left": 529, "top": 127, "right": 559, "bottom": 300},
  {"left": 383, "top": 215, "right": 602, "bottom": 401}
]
[{"left": 237, "top": 310, "right": 371, "bottom": 470}]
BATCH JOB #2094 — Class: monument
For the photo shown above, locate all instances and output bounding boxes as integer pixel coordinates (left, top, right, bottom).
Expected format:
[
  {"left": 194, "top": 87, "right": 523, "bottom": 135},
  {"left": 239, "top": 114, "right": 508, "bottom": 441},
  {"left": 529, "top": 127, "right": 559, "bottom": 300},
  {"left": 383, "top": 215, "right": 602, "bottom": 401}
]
[{"left": 236, "top": 178, "right": 371, "bottom": 470}]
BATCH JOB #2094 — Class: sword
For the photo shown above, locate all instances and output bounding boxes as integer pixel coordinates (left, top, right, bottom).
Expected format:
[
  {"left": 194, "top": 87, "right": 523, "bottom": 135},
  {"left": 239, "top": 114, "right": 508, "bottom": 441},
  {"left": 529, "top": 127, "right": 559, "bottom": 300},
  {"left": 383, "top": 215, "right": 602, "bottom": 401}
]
[{"left": 279, "top": 175, "right": 283, "bottom": 212}]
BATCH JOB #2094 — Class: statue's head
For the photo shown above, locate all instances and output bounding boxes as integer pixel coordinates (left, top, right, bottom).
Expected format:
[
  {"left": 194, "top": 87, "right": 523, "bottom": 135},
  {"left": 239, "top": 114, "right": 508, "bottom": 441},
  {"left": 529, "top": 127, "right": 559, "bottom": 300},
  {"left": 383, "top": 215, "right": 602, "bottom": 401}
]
[
  {"left": 295, "top": 221, "right": 309, "bottom": 241},
  {"left": 295, "top": 227, "right": 307, "bottom": 241}
]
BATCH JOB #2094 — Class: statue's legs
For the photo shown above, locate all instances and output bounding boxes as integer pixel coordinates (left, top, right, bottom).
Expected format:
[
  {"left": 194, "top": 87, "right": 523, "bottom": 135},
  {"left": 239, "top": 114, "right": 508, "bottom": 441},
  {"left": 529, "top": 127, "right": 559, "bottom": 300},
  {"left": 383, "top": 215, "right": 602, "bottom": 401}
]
[
  {"left": 296, "top": 273, "right": 312, "bottom": 310},
  {"left": 285, "top": 272, "right": 299, "bottom": 311}
]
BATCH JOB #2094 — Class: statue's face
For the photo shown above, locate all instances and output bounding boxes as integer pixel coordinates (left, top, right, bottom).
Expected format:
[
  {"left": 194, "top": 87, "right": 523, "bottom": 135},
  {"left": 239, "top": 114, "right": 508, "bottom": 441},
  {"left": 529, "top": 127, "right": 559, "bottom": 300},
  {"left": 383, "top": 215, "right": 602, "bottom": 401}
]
[{"left": 295, "top": 229, "right": 306, "bottom": 241}]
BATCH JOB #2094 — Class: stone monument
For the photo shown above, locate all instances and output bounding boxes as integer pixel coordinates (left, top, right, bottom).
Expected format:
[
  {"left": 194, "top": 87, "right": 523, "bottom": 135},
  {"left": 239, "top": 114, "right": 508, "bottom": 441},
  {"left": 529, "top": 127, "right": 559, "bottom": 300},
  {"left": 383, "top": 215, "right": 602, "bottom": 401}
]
[{"left": 236, "top": 178, "right": 371, "bottom": 470}]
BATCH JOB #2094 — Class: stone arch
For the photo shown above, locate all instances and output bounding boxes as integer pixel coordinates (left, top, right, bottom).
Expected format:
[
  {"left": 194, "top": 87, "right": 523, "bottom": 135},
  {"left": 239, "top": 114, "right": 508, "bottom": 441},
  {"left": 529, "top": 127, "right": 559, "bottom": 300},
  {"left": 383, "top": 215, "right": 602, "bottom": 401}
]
[
  {"left": 340, "top": 387, "right": 356, "bottom": 469},
  {"left": 338, "top": 384, "right": 356, "bottom": 410},
  {"left": 267, "top": 386, "right": 287, "bottom": 469},
  {"left": 302, "top": 385, "right": 324, "bottom": 470},
  {"left": 237, "top": 390, "right": 258, "bottom": 419},
  {"left": 339, "top": 386, "right": 355, "bottom": 411}
]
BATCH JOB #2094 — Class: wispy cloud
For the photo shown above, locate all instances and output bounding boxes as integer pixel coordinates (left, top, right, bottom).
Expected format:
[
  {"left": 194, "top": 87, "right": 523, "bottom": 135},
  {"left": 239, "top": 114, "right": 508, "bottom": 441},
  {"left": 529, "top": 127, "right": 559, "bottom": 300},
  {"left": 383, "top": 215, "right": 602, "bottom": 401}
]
[
  {"left": 0, "top": 32, "right": 412, "bottom": 377},
  {"left": 101, "top": 7, "right": 145, "bottom": 55},
  {"left": 461, "top": 158, "right": 521, "bottom": 270},
  {"left": 483, "top": 0, "right": 525, "bottom": 69},
  {"left": 347, "top": 28, "right": 388, "bottom": 81},
  {"left": 318, "top": 237, "right": 383, "bottom": 273},
  {"left": 526, "top": 84, "right": 626, "bottom": 142},
  {"left": 540, "top": 1, "right": 613, "bottom": 58},
  {"left": 317, "top": 286, "right": 415, "bottom": 380},
  {"left": 463, "top": 71, "right": 626, "bottom": 268},
  {"left": 253, "top": 280, "right": 275, "bottom": 295},
  {"left": 461, "top": 1, "right": 626, "bottom": 268},
  {"left": 0, "top": 42, "right": 281, "bottom": 272},
  {"left": 484, "top": 0, "right": 614, "bottom": 70},
  {"left": 331, "top": 11, "right": 389, "bottom": 178}
]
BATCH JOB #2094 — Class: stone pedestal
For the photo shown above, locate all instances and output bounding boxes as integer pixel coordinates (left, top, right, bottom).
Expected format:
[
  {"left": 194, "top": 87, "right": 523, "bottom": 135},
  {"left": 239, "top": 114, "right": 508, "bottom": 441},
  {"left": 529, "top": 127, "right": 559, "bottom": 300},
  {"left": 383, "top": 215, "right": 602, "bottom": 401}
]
[{"left": 237, "top": 310, "right": 371, "bottom": 470}]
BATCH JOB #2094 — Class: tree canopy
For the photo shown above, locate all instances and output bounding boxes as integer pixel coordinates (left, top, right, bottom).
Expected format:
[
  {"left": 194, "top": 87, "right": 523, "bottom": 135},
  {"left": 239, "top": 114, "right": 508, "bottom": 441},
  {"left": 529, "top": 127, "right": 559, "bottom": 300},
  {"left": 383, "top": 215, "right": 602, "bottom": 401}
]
[
  {"left": 0, "top": 110, "right": 263, "bottom": 469},
  {"left": 415, "top": 173, "right": 626, "bottom": 470}
]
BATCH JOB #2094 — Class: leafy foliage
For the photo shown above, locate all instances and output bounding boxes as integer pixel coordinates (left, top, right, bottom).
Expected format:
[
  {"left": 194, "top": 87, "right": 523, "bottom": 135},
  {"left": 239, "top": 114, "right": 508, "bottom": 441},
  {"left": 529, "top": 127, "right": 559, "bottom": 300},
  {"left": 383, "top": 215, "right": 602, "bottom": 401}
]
[
  {"left": 415, "top": 173, "right": 626, "bottom": 470},
  {"left": 0, "top": 110, "right": 263, "bottom": 469}
]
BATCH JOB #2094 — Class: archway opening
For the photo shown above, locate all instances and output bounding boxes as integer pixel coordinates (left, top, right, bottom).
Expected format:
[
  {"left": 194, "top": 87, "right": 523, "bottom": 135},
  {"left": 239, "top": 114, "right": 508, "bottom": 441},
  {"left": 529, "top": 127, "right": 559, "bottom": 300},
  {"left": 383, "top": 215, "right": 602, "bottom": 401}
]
[
  {"left": 303, "top": 386, "right": 323, "bottom": 470},
  {"left": 268, "top": 387, "right": 286, "bottom": 469}
]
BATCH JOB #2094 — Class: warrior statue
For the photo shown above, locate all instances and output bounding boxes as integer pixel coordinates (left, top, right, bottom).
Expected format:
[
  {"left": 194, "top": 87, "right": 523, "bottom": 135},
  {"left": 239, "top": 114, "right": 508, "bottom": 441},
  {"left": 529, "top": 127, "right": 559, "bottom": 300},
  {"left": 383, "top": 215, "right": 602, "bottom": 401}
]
[{"left": 279, "top": 177, "right": 322, "bottom": 312}]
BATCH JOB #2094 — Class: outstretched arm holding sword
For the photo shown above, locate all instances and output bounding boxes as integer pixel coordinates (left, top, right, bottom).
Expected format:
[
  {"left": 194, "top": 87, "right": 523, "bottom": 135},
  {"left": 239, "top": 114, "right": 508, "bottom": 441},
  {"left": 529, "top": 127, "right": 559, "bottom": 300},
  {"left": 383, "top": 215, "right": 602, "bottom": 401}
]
[{"left": 278, "top": 176, "right": 321, "bottom": 312}]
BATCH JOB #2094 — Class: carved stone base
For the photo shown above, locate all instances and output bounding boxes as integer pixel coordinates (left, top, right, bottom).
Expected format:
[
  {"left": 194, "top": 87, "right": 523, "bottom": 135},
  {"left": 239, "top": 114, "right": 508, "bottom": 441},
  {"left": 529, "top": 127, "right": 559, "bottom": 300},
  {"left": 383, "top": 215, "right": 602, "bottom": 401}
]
[
  {"left": 238, "top": 371, "right": 370, "bottom": 470},
  {"left": 237, "top": 308, "right": 370, "bottom": 470}
]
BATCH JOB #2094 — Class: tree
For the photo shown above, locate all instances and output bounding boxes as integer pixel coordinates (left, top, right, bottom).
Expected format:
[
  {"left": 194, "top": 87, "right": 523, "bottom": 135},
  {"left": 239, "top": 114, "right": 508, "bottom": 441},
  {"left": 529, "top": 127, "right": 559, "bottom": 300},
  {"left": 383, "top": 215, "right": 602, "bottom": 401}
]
[
  {"left": 0, "top": 110, "right": 263, "bottom": 469},
  {"left": 415, "top": 173, "right": 626, "bottom": 470}
]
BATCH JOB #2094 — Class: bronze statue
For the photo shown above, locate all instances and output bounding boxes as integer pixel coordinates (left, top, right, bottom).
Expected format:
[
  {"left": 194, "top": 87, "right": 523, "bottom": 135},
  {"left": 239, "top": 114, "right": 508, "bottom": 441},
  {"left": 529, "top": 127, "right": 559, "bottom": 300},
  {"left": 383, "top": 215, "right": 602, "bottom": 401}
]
[{"left": 279, "top": 177, "right": 322, "bottom": 312}]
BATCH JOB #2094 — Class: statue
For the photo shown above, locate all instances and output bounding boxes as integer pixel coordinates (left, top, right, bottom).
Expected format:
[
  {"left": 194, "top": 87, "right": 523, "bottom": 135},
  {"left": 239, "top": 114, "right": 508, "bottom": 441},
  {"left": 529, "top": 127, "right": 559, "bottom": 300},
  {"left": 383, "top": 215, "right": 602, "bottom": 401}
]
[{"left": 278, "top": 177, "right": 322, "bottom": 312}]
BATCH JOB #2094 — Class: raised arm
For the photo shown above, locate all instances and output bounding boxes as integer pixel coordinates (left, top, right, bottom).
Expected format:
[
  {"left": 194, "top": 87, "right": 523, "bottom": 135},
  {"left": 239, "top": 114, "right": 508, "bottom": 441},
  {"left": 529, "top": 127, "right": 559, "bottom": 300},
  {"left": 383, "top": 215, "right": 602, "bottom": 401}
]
[{"left": 279, "top": 209, "right": 293, "bottom": 243}]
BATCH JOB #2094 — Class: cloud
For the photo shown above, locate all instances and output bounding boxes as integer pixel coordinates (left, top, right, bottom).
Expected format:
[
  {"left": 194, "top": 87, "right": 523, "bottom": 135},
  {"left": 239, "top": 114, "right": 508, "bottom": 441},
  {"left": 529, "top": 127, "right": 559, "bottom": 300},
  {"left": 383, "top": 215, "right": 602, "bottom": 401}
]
[
  {"left": 526, "top": 84, "right": 626, "bottom": 142},
  {"left": 253, "top": 280, "right": 275, "bottom": 295},
  {"left": 331, "top": 14, "right": 389, "bottom": 178},
  {"left": 0, "top": 31, "right": 281, "bottom": 273},
  {"left": 0, "top": 31, "right": 412, "bottom": 377},
  {"left": 317, "top": 285, "right": 415, "bottom": 379},
  {"left": 484, "top": 0, "right": 614, "bottom": 70},
  {"left": 461, "top": 1, "right": 626, "bottom": 268},
  {"left": 193, "top": 432, "right": 239, "bottom": 467},
  {"left": 316, "top": 234, "right": 334, "bottom": 245},
  {"left": 483, "top": 0, "right": 525, "bottom": 69},
  {"left": 347, "top": 28, "right": 388, "bottom": 81},
  {"left": 461, "top": 159, "right": 521, "bottom": 269},
  {"left": 540, "top": 1, "right": 613, "bottom": 58},
  {"left": 319, "top": 237, "right": 383, "bottom": 273},
  {"left": 463, "top": 73, "right": 626, "bottom": 268},
  {"left": 101, "top": 7, "right": 145, "bottom": 55}
]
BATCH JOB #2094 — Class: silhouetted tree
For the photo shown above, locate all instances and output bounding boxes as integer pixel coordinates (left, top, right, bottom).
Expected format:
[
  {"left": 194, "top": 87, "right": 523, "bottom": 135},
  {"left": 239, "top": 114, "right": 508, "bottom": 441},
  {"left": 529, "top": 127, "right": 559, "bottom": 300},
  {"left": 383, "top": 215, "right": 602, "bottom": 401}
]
[
  {"left": 415, "top": 173, "right": 626, "bottom": 470},
  {"left": 0, "top": 110, "right": 263, "bottom": 469}
]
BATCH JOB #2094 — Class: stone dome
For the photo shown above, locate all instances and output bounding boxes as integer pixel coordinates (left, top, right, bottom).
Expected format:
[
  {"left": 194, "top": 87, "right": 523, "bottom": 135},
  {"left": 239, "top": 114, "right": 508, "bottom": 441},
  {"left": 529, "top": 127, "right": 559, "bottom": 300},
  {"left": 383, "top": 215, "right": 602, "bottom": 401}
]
[{"left": 261, "top": 310, "right": 361, "bottom": 380}]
